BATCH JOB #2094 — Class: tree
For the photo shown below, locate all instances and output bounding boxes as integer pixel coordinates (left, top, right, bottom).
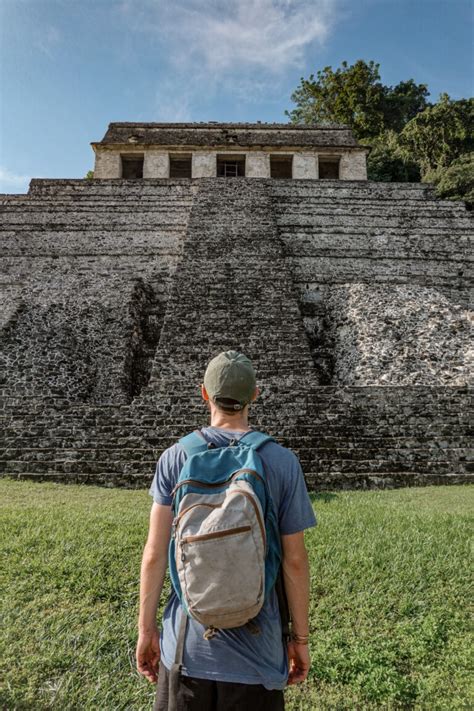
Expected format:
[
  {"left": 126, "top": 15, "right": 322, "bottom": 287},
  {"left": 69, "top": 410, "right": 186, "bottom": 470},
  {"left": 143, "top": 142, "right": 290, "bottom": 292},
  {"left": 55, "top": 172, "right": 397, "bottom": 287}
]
[
  {"left": 423, "top": 153, "right": 474, "bottom": 208},
  {"left": 366, "top": 131, "right": 420, "bottom": 182},
  {"left": 381, "top": 79, "right": 431, "bottom": 133},
  {"left": 286, "top": 60, "right": 429, "bottom": 139},
  {"left": 85, "top": 170, "right": 94, "bottom": 180},
  {"left": 400, "top": 94, "right": 474, "bottom": 174}
]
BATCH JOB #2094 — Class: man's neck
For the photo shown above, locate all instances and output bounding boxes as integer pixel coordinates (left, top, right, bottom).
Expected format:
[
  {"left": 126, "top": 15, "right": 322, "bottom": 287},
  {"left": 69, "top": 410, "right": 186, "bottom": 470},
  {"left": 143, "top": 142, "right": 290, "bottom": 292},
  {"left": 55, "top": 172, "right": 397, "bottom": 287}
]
[{"left": 209, "top": 408, "right": 251, "bottom": 432}]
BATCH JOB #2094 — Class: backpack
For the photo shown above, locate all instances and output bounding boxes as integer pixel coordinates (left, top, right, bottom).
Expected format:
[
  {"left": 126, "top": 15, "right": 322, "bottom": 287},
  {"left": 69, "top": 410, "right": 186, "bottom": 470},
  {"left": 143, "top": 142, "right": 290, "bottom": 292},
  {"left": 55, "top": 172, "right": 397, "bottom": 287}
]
[{"left": 168, "top": 429, "right": 282, "bottom": 638}]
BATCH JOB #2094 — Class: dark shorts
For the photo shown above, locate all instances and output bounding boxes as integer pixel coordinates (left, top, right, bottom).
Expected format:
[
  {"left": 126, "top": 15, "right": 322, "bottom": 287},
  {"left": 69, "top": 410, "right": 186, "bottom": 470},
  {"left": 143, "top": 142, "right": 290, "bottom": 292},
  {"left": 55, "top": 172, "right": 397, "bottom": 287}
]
[{"left": 153, "top": 660, "right": 285, "bottom": 711}]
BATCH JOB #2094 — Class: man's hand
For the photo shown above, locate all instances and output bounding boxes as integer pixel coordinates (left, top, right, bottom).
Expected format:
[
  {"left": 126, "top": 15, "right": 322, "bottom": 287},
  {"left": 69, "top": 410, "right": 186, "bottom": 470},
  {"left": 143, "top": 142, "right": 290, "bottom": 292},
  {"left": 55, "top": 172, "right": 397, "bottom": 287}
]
[
  {"left": 137, "top": 504, "right": 173, "bottom": 684},
  {"left": 136, "top": 626, "right": 161, "bottom": 684},
  {"left": 287, "top": 640, "right": 311, "bottom": 685}
]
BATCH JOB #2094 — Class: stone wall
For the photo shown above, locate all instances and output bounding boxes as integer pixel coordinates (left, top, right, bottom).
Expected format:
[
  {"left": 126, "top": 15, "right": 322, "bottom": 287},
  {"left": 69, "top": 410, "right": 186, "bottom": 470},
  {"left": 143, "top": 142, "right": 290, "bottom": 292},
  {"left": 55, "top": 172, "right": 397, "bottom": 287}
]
[
  {"left": 271, "top": 180, "right": 473, "bottom": 386},
  {"left": 0, "top": 178, "right": 472, "bottom": 488},
  {"left": 320, "top": 284, "right": 472, "bottom": 386},
  {"left": 94, "top": 148, "right": 367, "bottom": 180},
  {"left": 0, "top": 180, "right": 195, "bottom": 402}
]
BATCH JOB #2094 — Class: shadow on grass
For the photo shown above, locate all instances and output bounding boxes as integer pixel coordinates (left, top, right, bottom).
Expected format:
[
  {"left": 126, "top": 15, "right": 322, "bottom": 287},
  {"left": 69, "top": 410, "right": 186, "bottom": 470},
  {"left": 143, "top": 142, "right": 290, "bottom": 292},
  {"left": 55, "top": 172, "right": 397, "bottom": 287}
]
[{"left": 309, "top": 491, "right": 339, "bottom": 504}]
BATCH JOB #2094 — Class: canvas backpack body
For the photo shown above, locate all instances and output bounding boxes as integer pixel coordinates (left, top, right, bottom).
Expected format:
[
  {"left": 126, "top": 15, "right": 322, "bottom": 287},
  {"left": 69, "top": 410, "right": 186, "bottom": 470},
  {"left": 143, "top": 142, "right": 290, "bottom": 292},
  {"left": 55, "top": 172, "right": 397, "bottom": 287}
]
[{"left": 169, "top": 429, "right": 282, "bottom": 634}]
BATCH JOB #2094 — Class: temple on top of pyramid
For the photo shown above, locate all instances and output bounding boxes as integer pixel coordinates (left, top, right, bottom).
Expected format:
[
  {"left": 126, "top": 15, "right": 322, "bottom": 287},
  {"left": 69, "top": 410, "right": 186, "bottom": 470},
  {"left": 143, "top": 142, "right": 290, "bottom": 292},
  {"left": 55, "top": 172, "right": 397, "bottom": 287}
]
[{"left": 91, "top": 122, "right": 369, "bottom": 180}]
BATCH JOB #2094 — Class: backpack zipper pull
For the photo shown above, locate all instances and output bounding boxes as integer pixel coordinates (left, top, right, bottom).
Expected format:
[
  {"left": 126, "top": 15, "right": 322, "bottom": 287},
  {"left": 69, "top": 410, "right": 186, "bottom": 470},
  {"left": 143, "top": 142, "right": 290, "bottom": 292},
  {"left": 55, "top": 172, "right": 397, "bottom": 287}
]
[{"left": 203, "top": 626, "right": 218, "bottom": 641}]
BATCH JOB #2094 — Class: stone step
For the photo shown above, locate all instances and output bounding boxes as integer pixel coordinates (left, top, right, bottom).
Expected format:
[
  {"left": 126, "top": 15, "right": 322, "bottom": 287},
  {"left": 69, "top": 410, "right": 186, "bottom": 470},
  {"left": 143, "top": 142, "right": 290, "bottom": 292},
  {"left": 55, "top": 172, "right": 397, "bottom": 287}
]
[
  {"left": 4, "top": 196, "right": 460, "bottom": 212},
  {"left": 18, "top": 178, "right": 443, "bottom": 203},
  {"left": 26, "top": 179, "right": 196, "bottom": 197},
  {"left": 1, "top": 445, "right": 469, "bottom": 464},
  {"left": 3, "top": 425, "right": 470, "bottom": 449},
  {"left": 275, "top": 216, "right": 473, "bottom": 231},
  {"left": 0, "top": 214, "right": 194, "bottom": 228},
  {"left": 304, "top": 470, "right": 472, "bottom": 489},
  {"left": 1, "top": 458, "right": 468, "bottom": 477},
  {"left": 273, "top": 196, "right": 469, "bottom": 212},
  {"left": 0, "top": 197, "right": 194, "bottom": 208},
  {"left": 3, "top": 468, "right": 471, "bottom": 490}
]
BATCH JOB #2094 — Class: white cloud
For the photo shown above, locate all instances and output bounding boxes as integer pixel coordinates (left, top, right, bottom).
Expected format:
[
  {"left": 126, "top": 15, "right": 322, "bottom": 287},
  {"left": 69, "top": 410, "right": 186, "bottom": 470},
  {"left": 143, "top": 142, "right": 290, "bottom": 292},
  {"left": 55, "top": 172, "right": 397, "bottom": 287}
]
[
  {"left": 129, "top": 0, "right": 336, "bottom": 73},
  {"left": 120, "top": 0, "right": 340, "bottom": 119},
  {"left": 0, "top": 167, "right": 30, "bottom": 194},
  {"left": 172, "top": 0, "right": 333, "bottom": 72}
]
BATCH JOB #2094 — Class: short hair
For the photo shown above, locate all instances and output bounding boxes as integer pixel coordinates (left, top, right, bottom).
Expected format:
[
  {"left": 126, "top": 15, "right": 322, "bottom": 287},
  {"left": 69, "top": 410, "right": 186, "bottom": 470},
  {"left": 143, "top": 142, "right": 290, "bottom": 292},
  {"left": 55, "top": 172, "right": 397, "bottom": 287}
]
[{"left": 212, "top": 397, "right": 247, "bottom": 414}]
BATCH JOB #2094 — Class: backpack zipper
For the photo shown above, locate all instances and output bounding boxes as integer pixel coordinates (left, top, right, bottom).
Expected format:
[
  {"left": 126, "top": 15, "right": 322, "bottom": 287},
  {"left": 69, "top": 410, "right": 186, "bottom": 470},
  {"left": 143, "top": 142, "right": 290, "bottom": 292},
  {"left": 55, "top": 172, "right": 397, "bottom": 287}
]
[
  {"left": 174, "top": 502, "right": 221, "bottom": 527},
  {"left": 172, "top": 468, "right": 264, "bottom": 494},
  {"left": 175, "top": 493, "right": 266, "bottom": 545},
  {"left": 181, "top": 525, "right": 251, "bottom": 544}
]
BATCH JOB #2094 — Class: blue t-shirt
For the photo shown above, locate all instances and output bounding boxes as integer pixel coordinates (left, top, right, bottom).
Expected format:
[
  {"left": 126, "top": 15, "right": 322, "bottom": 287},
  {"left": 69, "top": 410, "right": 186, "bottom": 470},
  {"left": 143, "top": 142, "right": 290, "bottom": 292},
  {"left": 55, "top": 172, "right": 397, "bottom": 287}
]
[{"left": 148, "top": 426, "right": 317, "bottom": 690}]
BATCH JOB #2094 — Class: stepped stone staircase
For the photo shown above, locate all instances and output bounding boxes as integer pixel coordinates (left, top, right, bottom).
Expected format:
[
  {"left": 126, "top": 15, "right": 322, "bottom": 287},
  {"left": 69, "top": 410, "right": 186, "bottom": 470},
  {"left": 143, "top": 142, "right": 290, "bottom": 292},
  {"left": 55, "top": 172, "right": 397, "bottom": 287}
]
[{"left": 0, "top": 178, "right": 472, "bottom": 489}]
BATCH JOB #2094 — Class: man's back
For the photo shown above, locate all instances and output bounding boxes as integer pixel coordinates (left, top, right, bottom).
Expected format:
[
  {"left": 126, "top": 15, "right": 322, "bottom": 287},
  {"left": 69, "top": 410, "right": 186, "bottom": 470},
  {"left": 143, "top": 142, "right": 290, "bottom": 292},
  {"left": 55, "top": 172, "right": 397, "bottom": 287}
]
[{"left": 149, "top": 425, "right": 316, "bottom": 690}]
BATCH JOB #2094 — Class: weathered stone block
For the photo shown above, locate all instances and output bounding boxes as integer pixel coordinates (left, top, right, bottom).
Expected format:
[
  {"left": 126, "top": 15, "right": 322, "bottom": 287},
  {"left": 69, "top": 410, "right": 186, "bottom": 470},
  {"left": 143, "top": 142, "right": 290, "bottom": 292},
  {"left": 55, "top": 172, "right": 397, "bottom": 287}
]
[
  {"left": 340, "top": 151, "right": 368, "bottom": 180},
  {"left": 293, "top": 153, "right": 318, "bottom": 179},
  {"left": 192, "top": 152, "right": 216, "bottom": 178},
  {"left": 94, "top": 151, "right": 122, "bottom": 179},
  {"left": 246, "top": 152, "right": 270, "bottom": 178},
  {"left": 143, "top": 151, "right": 169, "bottom": 178}
]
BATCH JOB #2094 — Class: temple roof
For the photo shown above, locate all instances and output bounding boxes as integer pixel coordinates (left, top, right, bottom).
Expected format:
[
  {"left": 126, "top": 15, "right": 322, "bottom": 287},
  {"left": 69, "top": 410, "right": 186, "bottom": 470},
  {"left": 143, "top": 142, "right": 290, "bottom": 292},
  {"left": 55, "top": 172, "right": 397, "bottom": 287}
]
[{"left": 95, "top": 122, "right": 362, "bottom": 148}]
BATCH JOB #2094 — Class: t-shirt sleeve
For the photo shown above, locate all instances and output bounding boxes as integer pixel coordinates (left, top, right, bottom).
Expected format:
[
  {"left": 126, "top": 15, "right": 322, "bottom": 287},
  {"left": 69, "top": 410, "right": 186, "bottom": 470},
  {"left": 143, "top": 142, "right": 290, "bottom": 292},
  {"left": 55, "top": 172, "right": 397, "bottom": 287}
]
[
  {"left": 277, "top": 451, "right": 317, "bottom": 536},
  {"left": 148, "top": 444, "right": 187, "bottom": 506}
]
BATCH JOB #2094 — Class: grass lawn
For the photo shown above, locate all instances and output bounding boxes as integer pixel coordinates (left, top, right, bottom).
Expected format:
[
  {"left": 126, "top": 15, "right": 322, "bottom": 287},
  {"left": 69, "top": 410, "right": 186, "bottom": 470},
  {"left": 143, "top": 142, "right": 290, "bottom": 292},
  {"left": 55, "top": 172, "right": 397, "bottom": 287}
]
[{"left": 1, "top": 480, "right": 472, "bottom": 710}]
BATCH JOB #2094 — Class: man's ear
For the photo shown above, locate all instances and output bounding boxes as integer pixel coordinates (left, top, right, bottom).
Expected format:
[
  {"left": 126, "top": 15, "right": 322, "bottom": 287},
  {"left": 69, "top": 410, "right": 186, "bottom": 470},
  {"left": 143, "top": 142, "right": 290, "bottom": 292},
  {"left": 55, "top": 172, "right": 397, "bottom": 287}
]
[
  {"left": 251, "top": 387, "right": 260, "bottom": 403},
  {"left": 201, "top": 384, "right": 210, "bottom": 401}
]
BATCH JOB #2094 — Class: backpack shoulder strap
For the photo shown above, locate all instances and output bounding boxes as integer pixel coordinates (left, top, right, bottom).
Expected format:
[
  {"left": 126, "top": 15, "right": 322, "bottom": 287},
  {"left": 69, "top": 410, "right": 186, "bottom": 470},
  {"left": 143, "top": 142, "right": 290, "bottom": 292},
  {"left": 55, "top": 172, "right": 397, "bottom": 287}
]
[
  {"left": 239, "top": 430, "right": 275, "bottom": 450},
  {"left": 178, "top": 430, "right": 209, "bottom": 457}
]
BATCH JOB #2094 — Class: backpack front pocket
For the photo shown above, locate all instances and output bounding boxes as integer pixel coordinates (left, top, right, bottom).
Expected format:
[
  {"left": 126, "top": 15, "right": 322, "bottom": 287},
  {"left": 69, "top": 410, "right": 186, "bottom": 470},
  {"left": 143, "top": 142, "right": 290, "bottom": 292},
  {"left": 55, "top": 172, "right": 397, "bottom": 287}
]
[
  {"left": 178, "top": 524, "right": 264, "bottom": 628},
  {"left": 182, "top": 525, "right": 251, "bottom": 543}
]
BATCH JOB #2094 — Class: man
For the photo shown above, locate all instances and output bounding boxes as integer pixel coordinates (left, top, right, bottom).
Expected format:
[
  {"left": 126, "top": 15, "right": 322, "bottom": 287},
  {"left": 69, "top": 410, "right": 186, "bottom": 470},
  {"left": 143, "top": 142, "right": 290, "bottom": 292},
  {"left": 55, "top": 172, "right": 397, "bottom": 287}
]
[{"left": 137, "top": 350, "right": 316, "bottom": 710}]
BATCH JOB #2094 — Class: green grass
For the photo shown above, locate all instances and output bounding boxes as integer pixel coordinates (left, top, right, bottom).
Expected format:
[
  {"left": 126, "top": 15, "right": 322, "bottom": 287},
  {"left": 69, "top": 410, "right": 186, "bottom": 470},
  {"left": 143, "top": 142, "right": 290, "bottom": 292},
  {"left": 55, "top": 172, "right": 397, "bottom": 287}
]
[{"left": 1, "top": 480, "right": 472, "bottom": 710}]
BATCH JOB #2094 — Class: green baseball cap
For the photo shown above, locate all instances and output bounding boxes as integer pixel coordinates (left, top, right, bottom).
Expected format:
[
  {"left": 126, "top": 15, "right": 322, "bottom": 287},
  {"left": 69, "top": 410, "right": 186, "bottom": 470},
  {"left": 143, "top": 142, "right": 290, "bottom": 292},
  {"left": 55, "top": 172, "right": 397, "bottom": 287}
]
[{"left": 203, "top": 351, "right": 257, "bottom": 410}]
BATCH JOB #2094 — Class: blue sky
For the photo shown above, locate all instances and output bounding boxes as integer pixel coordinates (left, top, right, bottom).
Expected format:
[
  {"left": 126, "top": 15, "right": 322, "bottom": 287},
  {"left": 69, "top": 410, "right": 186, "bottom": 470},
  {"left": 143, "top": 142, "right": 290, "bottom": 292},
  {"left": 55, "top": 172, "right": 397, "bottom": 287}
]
[{"left": 1, "top": 0, "right": 472, "bottom": 193}]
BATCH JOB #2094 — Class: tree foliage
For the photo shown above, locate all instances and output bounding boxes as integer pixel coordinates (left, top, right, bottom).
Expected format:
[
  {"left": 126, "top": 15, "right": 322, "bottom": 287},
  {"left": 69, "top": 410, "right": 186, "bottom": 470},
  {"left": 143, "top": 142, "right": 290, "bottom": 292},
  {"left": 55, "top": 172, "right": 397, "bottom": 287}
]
[
  {"left": 380, "top": 79, "right": 432, "bottom": 133},
  {"left": 400, "top": 94, "right": 474, "bottom": 174},
  {"left": 287, "top": 60, "right": 472, "bottom": 203},
  {"left": 366, "top": 131, "right": 420, "bottom": 182},
  {"left": 423, "top": 153, "right": 474, "bottom": 208},
  {"left": 286, "top": 60, "right": 429, "bottom": 139}
]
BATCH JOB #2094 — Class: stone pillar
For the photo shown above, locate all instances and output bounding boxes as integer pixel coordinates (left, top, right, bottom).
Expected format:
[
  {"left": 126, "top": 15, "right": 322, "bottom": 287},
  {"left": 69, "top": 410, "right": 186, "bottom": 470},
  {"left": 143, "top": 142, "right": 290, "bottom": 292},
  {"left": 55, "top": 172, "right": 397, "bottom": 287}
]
[
  {"left": 192, "top": 152, "right": 216, "bottom": 178},
  {"left": 246, "top": 152, "right": 270, "bottom": 178},
  {"left": 339, "top": 151, "right": 368, "bottom": 180},
  {"left": 143, "top": 151, "right": 169, "bottom": 178},
  {"left": 293, "top": 153, "right": 317, "bottom": 180},
  {"left": 94, "top": 151, "right": 122, "bottom": 179}
]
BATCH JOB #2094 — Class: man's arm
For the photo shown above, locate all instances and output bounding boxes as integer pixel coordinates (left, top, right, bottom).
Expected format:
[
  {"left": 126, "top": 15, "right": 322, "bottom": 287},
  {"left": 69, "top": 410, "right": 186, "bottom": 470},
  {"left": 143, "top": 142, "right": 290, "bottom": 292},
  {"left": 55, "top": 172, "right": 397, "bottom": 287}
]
[
  {"left": 136, "top": 503, "right": 173, "bottom": 683},
  {"left": 281, "top": 531, "right": 311, "bottom": 685}
]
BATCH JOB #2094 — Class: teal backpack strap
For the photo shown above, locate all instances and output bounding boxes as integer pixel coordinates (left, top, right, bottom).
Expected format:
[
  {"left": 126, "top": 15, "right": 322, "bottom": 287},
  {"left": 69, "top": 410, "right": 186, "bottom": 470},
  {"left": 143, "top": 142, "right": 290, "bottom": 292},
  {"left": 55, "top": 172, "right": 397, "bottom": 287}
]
[
  {"left": 179, "top": 430, "right": 209, "bottom": 457},
  {"left": 238, "top": 431, "right": 274, "bottom": 450}
]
